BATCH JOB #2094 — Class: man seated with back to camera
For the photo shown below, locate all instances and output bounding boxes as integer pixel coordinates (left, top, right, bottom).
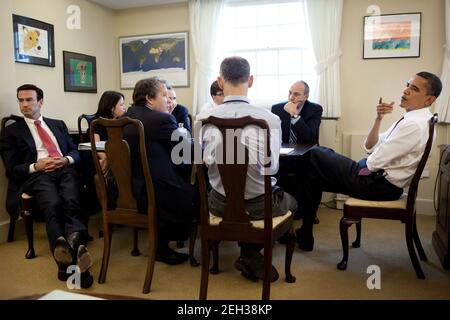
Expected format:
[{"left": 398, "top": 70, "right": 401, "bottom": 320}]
[
  {"left": 197, "top": 56, "right": 297, "bottom": 282},
  {"left": 293, "top": 72, "right": 442, "bottom": 252}
]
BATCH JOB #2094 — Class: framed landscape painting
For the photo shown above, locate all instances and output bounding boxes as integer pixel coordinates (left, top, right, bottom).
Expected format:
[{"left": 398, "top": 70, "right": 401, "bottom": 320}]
[
  {"left": 12, "top": 14, "right": 55, "bottom": 67},
  {"left": 363, "top": 13, "right": 421, "bottom": 59},
  {"left": 63, "top": 51, "right": 97, "bottom": 93},
  {"left": 119, "top": 31, "right": 189, "bottom": 88}
]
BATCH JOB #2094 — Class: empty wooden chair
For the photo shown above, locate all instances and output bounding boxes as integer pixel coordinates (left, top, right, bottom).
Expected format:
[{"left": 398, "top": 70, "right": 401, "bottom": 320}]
[
  {"left": 90, "top": 117, "right": 157, "bottom": 294},
  {"left": 337, "top": 114, "right": 438, "bottom": 279}
]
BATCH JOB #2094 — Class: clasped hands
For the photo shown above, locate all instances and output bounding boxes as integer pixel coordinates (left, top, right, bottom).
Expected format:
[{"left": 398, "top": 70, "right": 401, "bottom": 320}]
[{"left": 34, "top": 157, "right": 69, "bottom": 172}]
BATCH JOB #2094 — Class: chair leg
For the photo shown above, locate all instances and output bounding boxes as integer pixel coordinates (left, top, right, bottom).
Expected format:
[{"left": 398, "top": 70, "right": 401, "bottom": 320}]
[
  {"left": 199, "top": 238, "right": 210, "bottom": 300},
  {"left": 405, "top": 219, "right": 425, "bottom": 279},
  {"left": 262, "top": 240, "right": 272, "bottom": 300},
  {"left": 7, "top": 216, "right": 16, "bottom": 242},
  {"left": 284, "top": 228, "right": 296, "bottom": 283},
  {"left": 189, "top": 223, "right": 199, "bottom": 267},
  {"left": 210, "top": 240, "right": 220, "bottom": 274},
  {"left": 352, "top": 221, "right": 361, "bottom": 248},
  {"left": 22, "top": 211, "right": 35, "bottom": 259},
  {"left": 98, "top": 224, "right": 112, "bottom": 284},
  {"left": 337, "top": 217, "right": 355, "bottom": 270},
  {"left": 131, "top": 228, "right": 141, "bottom": 256},
  {"left": 143, "top": 225, "right": 157, "bottom": 294},
  {"left": 412, "top": 214, "right": 427, "bottom": 261}
]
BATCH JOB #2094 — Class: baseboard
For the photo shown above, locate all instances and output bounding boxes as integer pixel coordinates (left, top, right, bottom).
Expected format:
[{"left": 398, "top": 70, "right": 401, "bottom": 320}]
[{"left": 415, "top": 198, "right": 436, "bottom": 216}]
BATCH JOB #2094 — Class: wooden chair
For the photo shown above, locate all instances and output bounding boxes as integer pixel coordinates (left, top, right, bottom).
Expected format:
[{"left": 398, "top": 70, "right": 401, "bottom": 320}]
[
  {"left": 77, "top": 113, "right": 96, "bottom": 143},
  {"left": 195, "top": 116, "right": 296, "bottom": 300},
  {"left": 90, "top": 117, "right": 157, "bottom": 294},
  {"left": 337, "top": 114, "right": 438, "bottom": 279},
  {"left": 1, "top": 115, "right": 38, "bottom": 259}
]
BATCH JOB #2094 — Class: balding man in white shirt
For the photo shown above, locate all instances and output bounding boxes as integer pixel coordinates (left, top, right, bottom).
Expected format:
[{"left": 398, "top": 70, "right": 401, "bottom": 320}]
[{"left": 294, "top": 72, "right": 442, "bottom": 252}]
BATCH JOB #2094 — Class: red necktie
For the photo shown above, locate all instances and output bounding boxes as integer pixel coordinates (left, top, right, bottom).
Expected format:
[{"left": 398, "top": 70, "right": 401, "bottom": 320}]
[{"left": 34, "top": 120, "right": 62, "bottom": 157}]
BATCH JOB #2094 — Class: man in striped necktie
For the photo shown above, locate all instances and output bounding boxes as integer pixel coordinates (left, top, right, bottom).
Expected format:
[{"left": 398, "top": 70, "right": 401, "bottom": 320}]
[{"left": 0, "top": 84, "right": 93, "bottom": 288}]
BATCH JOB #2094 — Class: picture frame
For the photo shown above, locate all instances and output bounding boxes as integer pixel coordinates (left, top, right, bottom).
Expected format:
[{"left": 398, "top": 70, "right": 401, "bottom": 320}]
[
  {"left": 119, "top": 31, "right": 189, "bottom": 89},
  {"left": 363, "top": 13, "right": 421, "bottom": 59},
  {"left": 12, "top": 14, "right": 55, "bottom": 67},
  {"left": 63, "top": 51, "right": 97, "bottom": 93}
]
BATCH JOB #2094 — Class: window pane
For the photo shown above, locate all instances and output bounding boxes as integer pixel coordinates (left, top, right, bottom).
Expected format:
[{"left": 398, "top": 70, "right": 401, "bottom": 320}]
[
  {"left": 257, "top": 4, "right": 279, "bottom": 26},
  {"left": 235, "top": 6, "right": 256, "bottom": 27},
  {"left": 216, "top": 1, "right": 316, "bottom": 105},
  {"left": 279, "top": 24, "right": 303, "bottom": 48},
  {"left": 279, "top": 2, "right": 303, "bottom": 25},
  {"left": 235, "top": 27, "right": 257, "bottom": 50},
  {"left": 256, "top": 50, "right": 278, "bottom": 75},
  {"left": 256, "top": 26, "right": 279, "bottom": 49},
  {"left": 279, "top": 49, "right": 302, "bottom": 75},
  {"left": 256, "top": 76, "right": 278, "bottom": 101}
]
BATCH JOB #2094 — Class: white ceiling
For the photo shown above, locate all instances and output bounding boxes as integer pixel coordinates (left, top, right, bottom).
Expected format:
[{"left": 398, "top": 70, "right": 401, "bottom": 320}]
[{"left": 88, "top": 0, "right": 187, "bottom": 10}]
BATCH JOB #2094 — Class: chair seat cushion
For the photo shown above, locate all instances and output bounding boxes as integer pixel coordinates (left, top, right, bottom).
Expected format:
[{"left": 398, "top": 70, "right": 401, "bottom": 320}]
[
  {"left": 209, "top": 210, "right": 292, "bottom": 229},
  {"left": 345, "top": 194, "right": 407, "bottom": 209}
]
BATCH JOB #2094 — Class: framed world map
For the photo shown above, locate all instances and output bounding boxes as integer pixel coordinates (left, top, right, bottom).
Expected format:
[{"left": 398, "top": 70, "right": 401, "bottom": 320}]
[{"left": 119, "top": 31, "right": 189, "bottom": 89}]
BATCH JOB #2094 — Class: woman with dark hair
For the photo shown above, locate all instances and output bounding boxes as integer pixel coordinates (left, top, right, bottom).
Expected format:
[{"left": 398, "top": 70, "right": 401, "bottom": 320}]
[
  {"left": 93, "top": 91, "right": 126, "bottom": 173},
  {"left": 94, "top": 91, "right": 126, "bottom": 140}
]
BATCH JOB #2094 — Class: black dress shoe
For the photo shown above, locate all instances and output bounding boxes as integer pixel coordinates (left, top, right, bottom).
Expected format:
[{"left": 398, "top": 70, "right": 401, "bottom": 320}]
[
  {"left": 54, "top": 237, "right": 74, "bottom": 268},
  {"left": 296, "top": 228, "right": 314, "bottom": 251},
  {"left": 156, "top": 249, "right": 189, "bottom": 265},
  {"left": 234, "top": 255, "right": 279, "bottom": 282},
  {"left": 80, "top": 270, "right": 94, "bottom": 289}
]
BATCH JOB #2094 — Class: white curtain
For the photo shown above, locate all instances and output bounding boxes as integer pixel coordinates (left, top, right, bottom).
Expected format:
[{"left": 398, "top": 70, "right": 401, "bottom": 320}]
[
  {"left": 435, "top": 0, "right": 450, "bottom": 123},
  {"left": 189, "top": 0, "right": 225, "bottom": 116},
  {"left": 305, "top": 0, "right": 343, "bottom": 117}
]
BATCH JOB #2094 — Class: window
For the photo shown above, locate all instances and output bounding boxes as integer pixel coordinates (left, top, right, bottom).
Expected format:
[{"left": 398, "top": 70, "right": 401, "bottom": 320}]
[{"left": 213, "top": 0, "right": 316, "bottom": 107}]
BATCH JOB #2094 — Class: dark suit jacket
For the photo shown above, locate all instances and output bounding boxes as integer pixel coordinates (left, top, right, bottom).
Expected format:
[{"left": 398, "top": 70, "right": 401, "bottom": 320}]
[
  {"left": 271, "top": 100, "right": 323, "bottom": 144},
  {"left": 171, "top": 104, "right": 191, "bottom": 132},
  {"left": 124, "top": 105, "right": 194, "bottom": 229},
  {"left": 0, "top": 116, "right": 80, "bottom": 218}
]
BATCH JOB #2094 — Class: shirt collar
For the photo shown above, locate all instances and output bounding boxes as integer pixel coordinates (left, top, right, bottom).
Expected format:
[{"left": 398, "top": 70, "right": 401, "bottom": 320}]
[
  {"left": 403, "top": 107, "right": 430, "bottom": 120},
  {"left": 223, "top": 96, "right": 250, "bottom": 104},
  {"left": 24, "top": 115, "right": 44, "bottom": 125}
]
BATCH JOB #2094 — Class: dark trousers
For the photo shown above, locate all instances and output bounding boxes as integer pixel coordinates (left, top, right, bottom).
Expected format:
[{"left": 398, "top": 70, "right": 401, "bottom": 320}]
[
  {"left": 296, "top": 147, "right": 403, "bottom": 237},
  {"left": 22, "top": 167, "right": 87, "bottom": 251}
]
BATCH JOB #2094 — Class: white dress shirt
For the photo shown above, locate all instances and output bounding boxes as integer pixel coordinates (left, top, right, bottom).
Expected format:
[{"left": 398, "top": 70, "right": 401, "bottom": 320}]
[
  {"left": 196, "top": 101, "right": 217, "bottom": 121},
  {"left": 365, "top": 107, "right": 433, "bottom": 188},
  {"left": 24, "top": 116, "right": 74, "bottom": 173},
  {"left": 197, "top": 96, "right": 282, "bottom": 199}
]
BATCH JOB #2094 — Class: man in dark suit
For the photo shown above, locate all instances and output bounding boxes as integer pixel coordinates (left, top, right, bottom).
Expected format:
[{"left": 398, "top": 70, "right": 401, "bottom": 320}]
[
  {"left": 166, "top": 84, "right": 191, "bottom": 132},
  {"left": 124, "top": 77, "right": 197, "bottom": 265},
  {"left": 272, "top": 81, "right": 323, "bottom": 220},
  {"left": 271, "top": 80, "right": 322, "bottom": 144},
  {"left": 0, "top": 84, "right": 92, "bottom": 287}
]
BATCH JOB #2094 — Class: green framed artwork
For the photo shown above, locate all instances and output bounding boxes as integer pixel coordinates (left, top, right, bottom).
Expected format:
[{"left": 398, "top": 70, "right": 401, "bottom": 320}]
[{"left": 63, "top": 51, "right": 97, "bottom": 93}]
